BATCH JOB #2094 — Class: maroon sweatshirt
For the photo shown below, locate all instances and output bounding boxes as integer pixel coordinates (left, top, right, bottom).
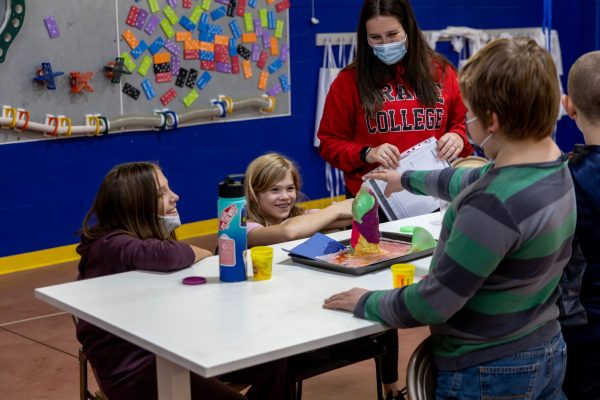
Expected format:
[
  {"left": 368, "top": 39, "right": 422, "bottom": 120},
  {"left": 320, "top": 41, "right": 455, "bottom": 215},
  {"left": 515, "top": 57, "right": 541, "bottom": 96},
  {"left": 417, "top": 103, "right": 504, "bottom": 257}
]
[{"left": 76, "top": 232, "right": 195, "bottom": 400}]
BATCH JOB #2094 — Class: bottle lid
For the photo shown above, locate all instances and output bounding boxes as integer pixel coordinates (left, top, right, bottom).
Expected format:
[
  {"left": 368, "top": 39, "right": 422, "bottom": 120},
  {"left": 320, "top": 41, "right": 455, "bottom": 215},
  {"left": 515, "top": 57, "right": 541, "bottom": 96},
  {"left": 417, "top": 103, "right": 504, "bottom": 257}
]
[{"left": 219, "top": 174, "right": 245, "bottom": 198}]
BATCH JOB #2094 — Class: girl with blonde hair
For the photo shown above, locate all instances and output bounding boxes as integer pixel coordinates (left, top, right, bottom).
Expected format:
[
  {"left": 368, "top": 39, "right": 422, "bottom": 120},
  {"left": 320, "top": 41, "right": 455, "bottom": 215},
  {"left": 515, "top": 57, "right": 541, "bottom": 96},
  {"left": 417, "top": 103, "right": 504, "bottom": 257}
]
[{"left": 244, "top": 152, "right": 353, "bottom": 248}]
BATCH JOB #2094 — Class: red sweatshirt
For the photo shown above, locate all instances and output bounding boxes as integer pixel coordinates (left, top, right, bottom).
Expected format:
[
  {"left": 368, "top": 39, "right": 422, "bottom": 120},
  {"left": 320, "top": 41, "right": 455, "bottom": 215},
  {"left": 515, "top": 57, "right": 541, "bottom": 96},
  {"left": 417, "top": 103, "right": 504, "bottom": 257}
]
[{"left": 317, "top": 63, "right": 472, "bottom": 195}]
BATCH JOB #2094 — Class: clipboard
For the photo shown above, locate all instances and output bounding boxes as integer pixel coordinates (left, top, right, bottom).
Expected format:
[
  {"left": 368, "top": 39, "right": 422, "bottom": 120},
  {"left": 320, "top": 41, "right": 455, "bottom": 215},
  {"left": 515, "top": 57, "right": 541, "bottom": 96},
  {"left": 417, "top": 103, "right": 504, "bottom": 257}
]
[{"left": 363, "top": 137, "right": 450, "bottom": 221}]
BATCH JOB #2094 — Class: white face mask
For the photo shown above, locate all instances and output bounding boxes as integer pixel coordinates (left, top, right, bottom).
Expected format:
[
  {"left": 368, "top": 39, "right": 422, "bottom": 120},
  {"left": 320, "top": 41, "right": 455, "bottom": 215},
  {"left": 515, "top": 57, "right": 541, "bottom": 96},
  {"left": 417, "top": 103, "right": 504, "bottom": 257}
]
[
  {"left": 478, "top": 133, "right": 493, "bottom": 149},
  {"left": 159, "top": 214, "right": 181, "bottom": 237},
  {"left": 370, "top": 39, "right": 407, "bottom": 65},
  {"left": 466, "top": 116, "right": 493, "bottom": 158}
]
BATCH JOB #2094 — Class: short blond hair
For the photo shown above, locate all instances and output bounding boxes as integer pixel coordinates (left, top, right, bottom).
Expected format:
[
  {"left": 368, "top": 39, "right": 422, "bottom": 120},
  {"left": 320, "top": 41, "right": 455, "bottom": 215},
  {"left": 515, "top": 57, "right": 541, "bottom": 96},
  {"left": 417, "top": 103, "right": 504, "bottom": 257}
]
[
  {"left": 244, "top": 153, "right": 304, "bottom": 226},
  {"left": 568, "top": 51, "right": 600, "bottom": 124},
  {"left": 460, "top": 38, "right": 560, "bottom": 140}
]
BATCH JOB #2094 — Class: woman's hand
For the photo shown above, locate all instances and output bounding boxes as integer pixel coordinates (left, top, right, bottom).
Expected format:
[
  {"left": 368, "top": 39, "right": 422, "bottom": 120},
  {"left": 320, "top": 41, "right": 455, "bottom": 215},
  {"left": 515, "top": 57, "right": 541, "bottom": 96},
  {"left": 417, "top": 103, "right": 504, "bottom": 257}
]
[
  {"left": 437, "top": 132, "right": 465, "bottom": 161},
  {"left": 323, "top": 288, "right": 369, "bottom": 312},
  {"left": 363, "top": 169, "right": 403, "bottom": 197},
  {"left": 366, "top": 143, "right": 401, "bottom": 169}
]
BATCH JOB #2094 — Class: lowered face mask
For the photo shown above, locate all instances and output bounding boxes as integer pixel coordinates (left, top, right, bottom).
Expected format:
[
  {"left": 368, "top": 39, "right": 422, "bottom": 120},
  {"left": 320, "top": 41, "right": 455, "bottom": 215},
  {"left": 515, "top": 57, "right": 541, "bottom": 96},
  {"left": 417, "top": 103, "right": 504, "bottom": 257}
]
[
  {"left": 370, "top": 39, "right": 407, "bottom": 65},
  {"left": 159, "top": 214, "right": 181, "bottom": 237}
]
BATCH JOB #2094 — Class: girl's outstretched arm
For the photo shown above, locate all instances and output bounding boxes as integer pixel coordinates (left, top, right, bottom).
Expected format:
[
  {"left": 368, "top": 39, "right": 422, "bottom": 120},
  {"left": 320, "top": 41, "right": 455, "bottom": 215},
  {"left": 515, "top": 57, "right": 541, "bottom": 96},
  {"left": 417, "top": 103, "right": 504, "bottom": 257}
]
[
  {"left": 190, "top": 245, "right": 213, "bottom": 262},
  {"left": 247, "top": 199, "right": 353, "bottom": 247}
]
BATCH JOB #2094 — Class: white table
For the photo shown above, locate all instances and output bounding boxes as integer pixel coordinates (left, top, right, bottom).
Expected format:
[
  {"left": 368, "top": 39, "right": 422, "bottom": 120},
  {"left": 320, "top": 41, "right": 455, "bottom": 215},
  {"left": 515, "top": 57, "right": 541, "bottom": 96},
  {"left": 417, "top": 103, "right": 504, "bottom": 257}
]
[{"left": 35, "top": 213, "right": 441, "bottom": 400}]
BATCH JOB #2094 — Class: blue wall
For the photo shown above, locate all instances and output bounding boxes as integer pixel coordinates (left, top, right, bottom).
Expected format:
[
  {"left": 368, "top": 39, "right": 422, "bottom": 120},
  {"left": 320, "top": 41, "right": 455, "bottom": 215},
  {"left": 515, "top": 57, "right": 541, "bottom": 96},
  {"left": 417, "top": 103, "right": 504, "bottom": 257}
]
[{"left": 1, "top": 0, "right": 597, "bottom": 257}]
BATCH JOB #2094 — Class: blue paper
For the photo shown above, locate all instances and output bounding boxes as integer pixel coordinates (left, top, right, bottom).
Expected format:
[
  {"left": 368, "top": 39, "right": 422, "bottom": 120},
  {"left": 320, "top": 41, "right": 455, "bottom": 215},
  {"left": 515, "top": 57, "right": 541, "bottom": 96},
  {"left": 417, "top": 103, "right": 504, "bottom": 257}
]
[{"left": 288, "top": 233, "right": 346, "bottom": 260}]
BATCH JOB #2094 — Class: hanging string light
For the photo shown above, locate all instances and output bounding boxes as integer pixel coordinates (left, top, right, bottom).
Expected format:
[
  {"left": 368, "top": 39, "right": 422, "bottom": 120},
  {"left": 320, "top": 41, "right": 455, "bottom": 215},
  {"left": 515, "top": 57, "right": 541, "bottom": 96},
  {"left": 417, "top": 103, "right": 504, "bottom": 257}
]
[{"left": 310, "top": 0, "right": 319, "bottom": 25}]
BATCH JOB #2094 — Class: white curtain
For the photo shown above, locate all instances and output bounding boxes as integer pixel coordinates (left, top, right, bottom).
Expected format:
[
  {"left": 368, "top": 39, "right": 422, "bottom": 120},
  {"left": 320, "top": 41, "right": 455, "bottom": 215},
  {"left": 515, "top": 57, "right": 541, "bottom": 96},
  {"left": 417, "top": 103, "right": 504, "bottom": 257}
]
[
  {"left": 314, "top": 43, "right": 341, "bottom": 147},
  {"left": 314, "top": 39, "right": 356, "bottom": 198}
]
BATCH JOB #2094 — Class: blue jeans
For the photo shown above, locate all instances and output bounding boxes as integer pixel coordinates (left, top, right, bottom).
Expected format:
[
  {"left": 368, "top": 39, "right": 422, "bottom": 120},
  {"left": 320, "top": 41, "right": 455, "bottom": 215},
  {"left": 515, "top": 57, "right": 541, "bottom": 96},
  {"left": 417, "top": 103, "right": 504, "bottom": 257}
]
[{"left": 435, "top": 332, "right": 567, "bottom": 400}]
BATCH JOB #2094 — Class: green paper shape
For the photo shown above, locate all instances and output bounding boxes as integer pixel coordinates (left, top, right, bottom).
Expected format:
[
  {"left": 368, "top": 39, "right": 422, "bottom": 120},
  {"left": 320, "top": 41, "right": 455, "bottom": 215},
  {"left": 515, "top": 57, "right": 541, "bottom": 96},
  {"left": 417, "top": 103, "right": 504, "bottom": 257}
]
[
  {"left": 399, "top": 226, "right": 416, "bottom": 234},
  {"left": 352, "top": 187, "right": 375, "bottom": 223},
  {"left": 409, "top": 226, "right": 436, "bottom": 253}
]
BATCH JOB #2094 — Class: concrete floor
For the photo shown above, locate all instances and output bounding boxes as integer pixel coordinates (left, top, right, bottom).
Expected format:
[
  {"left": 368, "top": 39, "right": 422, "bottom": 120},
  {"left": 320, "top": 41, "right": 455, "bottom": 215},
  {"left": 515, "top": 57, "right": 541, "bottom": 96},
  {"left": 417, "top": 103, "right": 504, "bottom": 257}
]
[{"left": 0, "top": 237, "right": 429, "bottom": 400}]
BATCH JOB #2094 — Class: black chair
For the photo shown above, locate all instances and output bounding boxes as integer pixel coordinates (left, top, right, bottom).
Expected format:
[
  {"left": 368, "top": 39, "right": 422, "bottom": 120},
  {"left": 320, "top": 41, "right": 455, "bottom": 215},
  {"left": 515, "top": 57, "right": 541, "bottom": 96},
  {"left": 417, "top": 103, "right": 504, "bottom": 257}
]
[
  {"left": 406, "top": 337, "right": 436, "bottom": 400},
  {"left": 289, "top": 334, "right": 387, "bottom": 400}
]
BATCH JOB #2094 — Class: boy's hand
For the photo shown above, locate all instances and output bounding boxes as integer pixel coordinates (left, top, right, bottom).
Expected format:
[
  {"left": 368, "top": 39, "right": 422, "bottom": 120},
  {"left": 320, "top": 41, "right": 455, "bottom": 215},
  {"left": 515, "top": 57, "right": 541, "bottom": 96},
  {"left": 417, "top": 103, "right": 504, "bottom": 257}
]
[
  {"left": 364, "top": 169, "right": 403, "bottom": 197},
  {"left": 323, "top": 288, "right": 369, "bottom": 312}
]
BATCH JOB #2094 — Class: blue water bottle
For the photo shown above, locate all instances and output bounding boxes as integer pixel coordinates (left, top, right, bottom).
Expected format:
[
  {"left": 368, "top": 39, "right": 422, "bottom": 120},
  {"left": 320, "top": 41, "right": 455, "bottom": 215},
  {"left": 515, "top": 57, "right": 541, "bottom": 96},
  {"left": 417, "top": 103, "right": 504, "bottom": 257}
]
[{"left": 218, "top": 174, "right": 247, "bottom": 282}]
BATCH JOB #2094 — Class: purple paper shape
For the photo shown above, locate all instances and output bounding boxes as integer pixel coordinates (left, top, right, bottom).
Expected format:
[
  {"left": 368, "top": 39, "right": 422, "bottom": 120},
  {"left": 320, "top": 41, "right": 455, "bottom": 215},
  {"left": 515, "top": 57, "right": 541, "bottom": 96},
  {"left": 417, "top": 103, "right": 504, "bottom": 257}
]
[
  {"left": 280, "top": 44, "right": 289, "bottom": 62},
  {"left": 216, "top": 62, "right": 232, "bottom": 73},
  {"left": 135, "top": 9, "right": 149, "bottom": 29},
  {"left": 164, "top": 39, "right": 180, "bottom": 55},
  {"left": 171, "top": 55, "right": 181, "bottom": 76},
  {"left": 44, "top": 16, "right": 60, "bottom": 39},
  {"left": 253, "top": 19, "right": 263, "bottom": 37},
  {"left": 262, "top": 30, "right": 271, "bottom": 48},
  {"left": 145, "top": 15, "right": 160, "bottom": 35},
  {"left": 251, "top": 43, "right": 260, "bottom": 62},
  {"left": 267, "top": 83, "right": 282, "bottom": 97}
]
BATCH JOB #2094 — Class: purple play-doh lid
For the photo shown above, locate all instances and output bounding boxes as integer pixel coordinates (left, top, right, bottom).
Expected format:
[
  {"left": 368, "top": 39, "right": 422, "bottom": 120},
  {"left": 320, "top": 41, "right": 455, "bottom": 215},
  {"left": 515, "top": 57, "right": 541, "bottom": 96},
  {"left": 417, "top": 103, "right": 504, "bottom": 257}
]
[{"left": 182, "top": 276, "right": 207, "bottom": 285}]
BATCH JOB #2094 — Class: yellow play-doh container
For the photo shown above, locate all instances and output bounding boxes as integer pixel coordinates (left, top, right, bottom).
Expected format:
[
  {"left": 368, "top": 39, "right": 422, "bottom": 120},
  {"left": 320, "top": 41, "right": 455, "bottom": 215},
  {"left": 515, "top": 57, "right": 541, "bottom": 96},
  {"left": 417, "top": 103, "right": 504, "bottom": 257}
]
[
  {"left": 251, "top": 246, "right": 273, "bottom": 281},
  {"left": 391, "top": 263, "right": 415, "bottom": 288}
]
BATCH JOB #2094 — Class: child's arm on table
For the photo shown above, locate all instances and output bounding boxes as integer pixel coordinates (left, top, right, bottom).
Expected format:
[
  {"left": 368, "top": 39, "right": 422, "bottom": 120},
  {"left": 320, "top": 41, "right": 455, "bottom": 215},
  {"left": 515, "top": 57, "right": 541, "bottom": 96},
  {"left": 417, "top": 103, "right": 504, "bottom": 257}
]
[{"left": 248, "top": 199, "right": 353, "bottom": 247}]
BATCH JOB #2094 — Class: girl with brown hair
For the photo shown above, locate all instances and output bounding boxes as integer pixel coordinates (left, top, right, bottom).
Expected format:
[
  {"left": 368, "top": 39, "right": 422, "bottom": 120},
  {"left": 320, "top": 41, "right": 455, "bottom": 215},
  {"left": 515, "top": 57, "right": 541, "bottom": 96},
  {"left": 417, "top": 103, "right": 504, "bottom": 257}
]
[{"left": 76, "top": 161, "right": 291, "bottom": 400}]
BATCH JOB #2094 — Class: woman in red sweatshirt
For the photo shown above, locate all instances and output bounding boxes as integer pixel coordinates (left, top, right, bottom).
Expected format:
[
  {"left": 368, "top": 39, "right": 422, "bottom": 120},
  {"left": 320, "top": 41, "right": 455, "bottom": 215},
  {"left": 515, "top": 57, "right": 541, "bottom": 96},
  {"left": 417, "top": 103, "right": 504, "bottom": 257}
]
[{"left": 317, "top": 0, "right": 472, "bottom": 198}]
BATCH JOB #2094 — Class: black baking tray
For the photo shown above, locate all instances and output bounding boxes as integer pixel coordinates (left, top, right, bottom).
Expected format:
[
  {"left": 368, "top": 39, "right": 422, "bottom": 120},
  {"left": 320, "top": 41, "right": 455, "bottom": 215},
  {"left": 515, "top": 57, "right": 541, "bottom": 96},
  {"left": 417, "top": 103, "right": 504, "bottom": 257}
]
[{"left": 289, "top": 232, "right": 435, "bottom": 275}]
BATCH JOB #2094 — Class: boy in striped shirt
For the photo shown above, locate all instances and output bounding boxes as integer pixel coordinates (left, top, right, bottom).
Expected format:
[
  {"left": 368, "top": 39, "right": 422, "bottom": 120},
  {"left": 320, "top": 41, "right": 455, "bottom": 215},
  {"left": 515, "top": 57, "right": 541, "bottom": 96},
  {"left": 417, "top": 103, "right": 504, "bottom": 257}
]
[{"left": 324, "top": 38, "right": 575, "bottom": 399}]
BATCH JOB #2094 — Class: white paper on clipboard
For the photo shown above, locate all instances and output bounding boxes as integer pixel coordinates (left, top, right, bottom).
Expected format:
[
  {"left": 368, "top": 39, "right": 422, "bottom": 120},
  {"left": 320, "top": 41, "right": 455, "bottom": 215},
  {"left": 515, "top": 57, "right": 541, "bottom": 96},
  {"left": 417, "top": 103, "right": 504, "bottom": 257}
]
[{"left": 363, "top": 137, "right": 450, "bottom": 221}]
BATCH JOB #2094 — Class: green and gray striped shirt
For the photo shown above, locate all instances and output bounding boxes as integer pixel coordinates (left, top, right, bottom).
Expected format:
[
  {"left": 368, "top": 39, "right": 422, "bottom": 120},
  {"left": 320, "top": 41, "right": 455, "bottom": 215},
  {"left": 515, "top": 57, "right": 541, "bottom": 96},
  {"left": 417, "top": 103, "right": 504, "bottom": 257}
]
[{"left": 355, "top": 158, "right": 576, "bottom": 370}]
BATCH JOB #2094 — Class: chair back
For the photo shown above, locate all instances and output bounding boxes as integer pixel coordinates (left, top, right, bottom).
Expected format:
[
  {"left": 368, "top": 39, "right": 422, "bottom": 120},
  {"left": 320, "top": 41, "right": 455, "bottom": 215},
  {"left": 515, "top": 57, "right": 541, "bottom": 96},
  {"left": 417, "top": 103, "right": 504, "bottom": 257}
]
[
  {"left": 451, "top": 155, "right": 489, "bottom": 168},
  {"left": 406, "top": 337, "right": 436, "bottom": 400},
  {"left": 72, "top": 316, "right": 109, "bottom": 400}
]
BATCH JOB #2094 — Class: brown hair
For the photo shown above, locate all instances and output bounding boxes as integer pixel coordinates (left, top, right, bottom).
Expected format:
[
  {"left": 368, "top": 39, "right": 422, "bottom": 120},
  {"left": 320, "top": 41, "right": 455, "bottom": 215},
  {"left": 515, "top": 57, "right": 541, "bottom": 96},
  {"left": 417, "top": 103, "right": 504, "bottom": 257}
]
[
  {"left": 459, "top": 37, "right": 560, "bottom": 140},
  {"left": 568, "top": 50, "right": 600, "bottom": 124},
  {"left": 244, "top": 153, "right": 305, "bottom": 226},
  {"left": 354, "top": 0, "right": 450, "bottom": 116},
  {"left": 81, "top": 162, "right": 175, "bottom": 243}
]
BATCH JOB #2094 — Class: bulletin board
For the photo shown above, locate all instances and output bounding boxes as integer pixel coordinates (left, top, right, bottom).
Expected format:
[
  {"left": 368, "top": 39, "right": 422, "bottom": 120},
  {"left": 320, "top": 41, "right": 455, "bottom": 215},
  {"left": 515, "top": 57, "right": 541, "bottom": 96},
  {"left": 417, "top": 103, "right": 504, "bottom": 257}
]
[{"left": 0, "top": 0, "right": 291, "bottom": 143}]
